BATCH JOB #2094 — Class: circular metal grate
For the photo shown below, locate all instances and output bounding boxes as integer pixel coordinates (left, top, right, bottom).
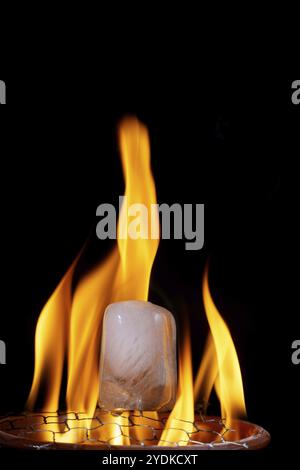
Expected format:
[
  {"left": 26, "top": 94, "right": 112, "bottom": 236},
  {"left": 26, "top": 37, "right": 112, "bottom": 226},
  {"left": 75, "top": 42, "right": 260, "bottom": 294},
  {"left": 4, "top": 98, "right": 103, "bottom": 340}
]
[{"left": 0, "top": 409, "right": 270, "bottom": 450}]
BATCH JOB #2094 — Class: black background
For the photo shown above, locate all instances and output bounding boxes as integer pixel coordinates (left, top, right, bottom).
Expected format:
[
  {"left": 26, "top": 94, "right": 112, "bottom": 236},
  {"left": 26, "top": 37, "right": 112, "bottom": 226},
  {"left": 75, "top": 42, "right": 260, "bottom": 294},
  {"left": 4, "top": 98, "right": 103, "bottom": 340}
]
[{"left": 0, "top": 75, "right": 298, "bottom": 467}]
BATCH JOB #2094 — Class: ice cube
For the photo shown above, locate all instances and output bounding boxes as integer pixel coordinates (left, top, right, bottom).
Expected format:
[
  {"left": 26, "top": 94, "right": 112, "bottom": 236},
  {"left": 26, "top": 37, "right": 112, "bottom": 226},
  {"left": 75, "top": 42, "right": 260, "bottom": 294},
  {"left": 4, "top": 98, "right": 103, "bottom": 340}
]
[{"left": 99, "top": 300, "right": 177, "bottom": 411}]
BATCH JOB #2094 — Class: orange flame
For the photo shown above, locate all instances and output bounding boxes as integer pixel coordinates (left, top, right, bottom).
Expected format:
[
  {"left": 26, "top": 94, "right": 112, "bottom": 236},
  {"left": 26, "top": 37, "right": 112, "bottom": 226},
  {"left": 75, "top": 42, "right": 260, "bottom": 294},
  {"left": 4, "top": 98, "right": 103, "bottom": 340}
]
[
  {"left": 27, "top": 117, "right": 246, "bottom": 446},
  {"left": 27, "top": 117, "right": 159, "bottom": 444},
  {"left": 194, "top": 332, "right": 218, "bottom": 407},
  {"left": 117, "top": 117, "right": 159, "bottom": 301},
  {"left": 160, "top": 268, "right": 246, "bottom": 446},
  {"left": 195, "top": 266, "right": 246, "bottom": 432},
  {"left": 159, "top": 321, "right": 194, "bottom": 445},
  {"left": 66, "top": 117, "right": 159, "bottom": 417},
  {"left": 27, "top": 259, "right": 76, "bottom": 411}
]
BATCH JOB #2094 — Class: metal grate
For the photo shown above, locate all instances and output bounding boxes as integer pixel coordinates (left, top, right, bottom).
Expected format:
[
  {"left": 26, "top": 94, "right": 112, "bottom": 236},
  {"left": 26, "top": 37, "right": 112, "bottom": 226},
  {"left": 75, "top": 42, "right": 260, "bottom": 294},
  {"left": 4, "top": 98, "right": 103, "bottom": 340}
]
[{"left": 0, "top": 408, "right": 269, "bottom": 449}]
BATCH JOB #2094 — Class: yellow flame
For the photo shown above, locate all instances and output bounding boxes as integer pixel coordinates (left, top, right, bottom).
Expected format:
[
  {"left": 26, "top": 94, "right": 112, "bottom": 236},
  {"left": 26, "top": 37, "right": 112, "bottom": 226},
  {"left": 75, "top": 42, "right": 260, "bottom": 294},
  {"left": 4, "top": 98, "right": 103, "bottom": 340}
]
[
  {"left": 117, "top": 117, "right": 159, "bottom": 301},
  {"left": 27, "top": 259, "right": 76, "bottom": 411},
  {"left": 130, "top": 411, "right": 163, "bottom": 444},
  {"left": 27, "top": 117, "right": 159, "bottom": 445},
  {"left": 27, "top": 117, "right": 247, "bottom": 447},
  {"left": 66, "top": 249, "right": 119, "bottom": 415},
  {"left": 194, "top": 332, "right": 218, "bottom": 406},
  {"left": 159, "top": 322, "right": 194, "bottom": 446},
  {"left": 201, "top": 266, "right": 246, "bottom": 427}
]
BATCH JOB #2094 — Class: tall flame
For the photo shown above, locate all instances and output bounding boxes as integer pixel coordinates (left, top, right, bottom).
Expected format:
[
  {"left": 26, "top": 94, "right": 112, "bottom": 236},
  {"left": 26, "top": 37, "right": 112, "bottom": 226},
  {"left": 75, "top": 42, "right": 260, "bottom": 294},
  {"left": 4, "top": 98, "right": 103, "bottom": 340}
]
[
  {"left": 161, "top": 267, "right": 246, "bottom": 446},
  {"left": 117, "top": 117, "right": 159, "bottom": 301},
  {"left": 194, "top": 332, "right": 218, "bottom": 407},
  {"left": 66, "top": 249, "right": 119, "bottom": 415},
  {"left": 159, "top": 320, "right": 194, "bottom": 445},
  {"left": 27, "top": 117, "right": 159, "bottom": 427},
  {"left": 27, "top": 117, "right": 247, "bottom": 447},
  {"left": 27, "top": 260, "right": 76, "bottom": 411},
  {"left": 198, "top": 266, "right": 246, "bottom": 428}
]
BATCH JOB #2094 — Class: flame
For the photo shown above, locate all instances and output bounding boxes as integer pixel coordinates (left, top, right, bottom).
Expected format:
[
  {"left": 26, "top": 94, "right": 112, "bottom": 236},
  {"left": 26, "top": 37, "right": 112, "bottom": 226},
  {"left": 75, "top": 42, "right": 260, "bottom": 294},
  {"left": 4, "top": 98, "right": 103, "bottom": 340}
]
[
  {"left": 27, "top": 259, "right": 76, "bottom": 411},
  {"left": 199, "top": 266, "right": 246, "bottom": 431},
  {"left": 159, "top": 321, "right": 194, "bottom": 446},
  {"left": 130, "top": 411, "right": 163, "bottom": 444},
  {"left": 117, "top": 117, "right": 159, "bottom": 301},
  {"left": 160, "top": 266, "right": 246, "bottom": 446},
  {"left": 194, "top": 332, "right": 218, "bottom": 407},
  {"left": 27, "top": 117, "right": 159, "bottom": 444},
  {"left": 27, "top": 117, "right": 247, "bottom": 447},
  {"left": 66, "top": 249, "right": 119, "bottom": 415}
]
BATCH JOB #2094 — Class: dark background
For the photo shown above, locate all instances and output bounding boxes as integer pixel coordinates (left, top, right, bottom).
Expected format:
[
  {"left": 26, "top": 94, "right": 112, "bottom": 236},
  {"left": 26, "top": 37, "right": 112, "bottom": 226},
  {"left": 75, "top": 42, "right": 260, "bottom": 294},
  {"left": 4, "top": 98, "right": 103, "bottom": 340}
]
[{"left": 0, "top": 76, "right": 297, "bottom": 467}]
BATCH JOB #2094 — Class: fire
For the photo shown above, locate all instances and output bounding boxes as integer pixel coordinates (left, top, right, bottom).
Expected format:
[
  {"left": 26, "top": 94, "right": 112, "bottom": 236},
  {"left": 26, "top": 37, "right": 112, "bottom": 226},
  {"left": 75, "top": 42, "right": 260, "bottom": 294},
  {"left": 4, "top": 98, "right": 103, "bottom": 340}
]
[
  {"left": 27, "top": 117, "right": 246, "bottom": 447},
  {"left": 159, "top": 269, "right": 246, "bottom": 445},
  {"left": 112, "top": 118, "right": 160, "bottom": 439},
  {"left": 26, "top": 258, "right": 77, "bottom": 411},
  {"left": 195, "top": 266, "right": 246, "bottom": 435},
  {"left": 194, "top": 333, "right": 218, "bottom": 407},
  {"left": 27, "top": 117, "right": 159, "bottom": 443},
  {"left": 117, "top": 117, "right": 159, "bottom": 301},
  {"left": 66, "top": 118, "right": 159, "bottom": 420},
  {"left": 159, "top": 320, "right": 194, "bottom": 445}
]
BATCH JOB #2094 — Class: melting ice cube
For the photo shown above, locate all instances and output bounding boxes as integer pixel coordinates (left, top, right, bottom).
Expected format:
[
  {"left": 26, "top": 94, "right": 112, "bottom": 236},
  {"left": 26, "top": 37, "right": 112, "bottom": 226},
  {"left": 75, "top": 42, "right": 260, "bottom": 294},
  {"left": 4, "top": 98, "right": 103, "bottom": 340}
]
[{"left": 99, "top": 300, "right": 177, "bottom": 411}]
